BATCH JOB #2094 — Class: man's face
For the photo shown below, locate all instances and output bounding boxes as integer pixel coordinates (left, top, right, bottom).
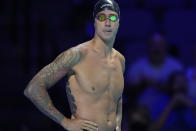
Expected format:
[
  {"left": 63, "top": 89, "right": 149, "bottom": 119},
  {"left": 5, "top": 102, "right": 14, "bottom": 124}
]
[{"left": 94, "top": 10, "right": 119, "bottom": 42}]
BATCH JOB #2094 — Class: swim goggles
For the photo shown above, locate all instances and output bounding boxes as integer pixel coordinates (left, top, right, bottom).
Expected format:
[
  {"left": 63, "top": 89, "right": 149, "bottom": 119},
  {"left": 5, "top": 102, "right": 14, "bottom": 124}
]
[{"left": 96, "top": 14, "right": 119, "bottom": 22}]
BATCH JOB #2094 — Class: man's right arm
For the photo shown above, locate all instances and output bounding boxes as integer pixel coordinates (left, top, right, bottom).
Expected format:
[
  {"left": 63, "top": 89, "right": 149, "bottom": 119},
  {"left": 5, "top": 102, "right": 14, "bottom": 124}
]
[{"left": 24, "top": 47, "right": 81, "bottom": 129}]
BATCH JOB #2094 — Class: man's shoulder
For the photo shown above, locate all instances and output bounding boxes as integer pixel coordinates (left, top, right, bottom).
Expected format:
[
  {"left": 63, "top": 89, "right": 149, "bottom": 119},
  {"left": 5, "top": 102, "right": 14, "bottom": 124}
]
[
  {"left": 113, "top": 49, "right": 125, "bottom": 72},
  {"left": 61, "top": 41, "right": 90, "bottom": 56},
  {"left": 113, "top": 48, "right": 125, "bottom": 62},
  {"left": 54, "top": 42, "right": 91, "bottom": 67}
]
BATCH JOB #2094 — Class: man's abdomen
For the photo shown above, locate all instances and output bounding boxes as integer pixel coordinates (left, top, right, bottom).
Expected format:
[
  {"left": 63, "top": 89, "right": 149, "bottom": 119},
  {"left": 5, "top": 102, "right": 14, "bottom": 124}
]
[{"left": 72, "top": 93, "right": 117, "bottom": 131}]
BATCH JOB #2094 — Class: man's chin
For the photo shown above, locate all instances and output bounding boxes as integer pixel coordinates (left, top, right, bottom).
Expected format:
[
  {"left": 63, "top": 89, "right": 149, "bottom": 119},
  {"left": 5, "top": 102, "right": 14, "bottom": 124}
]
[
  {"left": 102, "top": 37, "right": 113, "bottom": 43},
  {"left": 102, "top": 35, "right": 114, "bottom": 41}
]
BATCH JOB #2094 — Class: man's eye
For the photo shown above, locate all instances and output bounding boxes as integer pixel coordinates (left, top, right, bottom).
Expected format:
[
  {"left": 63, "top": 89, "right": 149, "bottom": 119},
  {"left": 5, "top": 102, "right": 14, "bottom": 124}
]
[
  {"left": 110, "top": 16, "right": 117, "bottom": 21},
  {"left": 99, "top": 15, "right": 106, "bottom": 21}
]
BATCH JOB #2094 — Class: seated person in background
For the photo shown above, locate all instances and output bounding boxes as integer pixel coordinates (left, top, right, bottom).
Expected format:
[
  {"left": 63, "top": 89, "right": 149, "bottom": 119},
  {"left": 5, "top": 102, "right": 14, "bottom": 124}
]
[
  {"left": 127, "top": 32, "right": 183, "bottom": 90},
  {"left": 126, "top": 105, "right": 152, "bottom": 131},
  {"left": 126, "top": 32, "right": 183, "bottom": 104},
  {"left": 186, "top": 45, "right": 196, "bottom": 99},
  {"left": 151, "top": 71, "right": 196, "bottom": 131}
]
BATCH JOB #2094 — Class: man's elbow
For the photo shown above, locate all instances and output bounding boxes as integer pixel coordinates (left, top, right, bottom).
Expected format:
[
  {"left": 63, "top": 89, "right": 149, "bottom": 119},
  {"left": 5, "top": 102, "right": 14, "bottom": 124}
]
[
  {"left": 24, "top": 84, "right": 35, "bottom": 98},
  {"left": 24, "top": 86, "right": 31, "bottom": 98}
]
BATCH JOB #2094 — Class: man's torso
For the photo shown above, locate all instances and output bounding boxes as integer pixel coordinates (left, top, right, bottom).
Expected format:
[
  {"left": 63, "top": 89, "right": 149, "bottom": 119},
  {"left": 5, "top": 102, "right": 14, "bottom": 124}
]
[{"left": 66, "top": 43, "right": 124, "bottom": 131}]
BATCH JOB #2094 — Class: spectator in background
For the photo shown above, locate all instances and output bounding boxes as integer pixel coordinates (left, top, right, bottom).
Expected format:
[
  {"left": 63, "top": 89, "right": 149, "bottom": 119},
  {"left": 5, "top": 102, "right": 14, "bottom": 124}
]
[
  {"left": 151, "top": 71, "right": 196, "bottom": 131},
  {"left": 128, "top": 32, "right": 183, "bottom": 90},
  {"left": 126, "top": 32, "right": 183, "bottom": 104},
  {"left": 125, "top": 105, "right": 152, "bottom": 131},
  {"left": 186, "top": 45, "right": 196, "bottom": 99}
]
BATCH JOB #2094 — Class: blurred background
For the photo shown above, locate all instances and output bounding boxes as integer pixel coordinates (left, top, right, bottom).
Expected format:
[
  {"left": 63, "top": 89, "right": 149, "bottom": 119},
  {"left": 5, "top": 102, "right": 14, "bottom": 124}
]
[{"left": 1, "top": 0, "right": 196, "bottom": 130}]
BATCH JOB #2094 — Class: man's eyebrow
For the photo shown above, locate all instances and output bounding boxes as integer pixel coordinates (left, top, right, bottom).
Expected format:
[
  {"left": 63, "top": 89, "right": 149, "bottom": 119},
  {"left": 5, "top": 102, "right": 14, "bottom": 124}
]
[
  {"left": 109, "top": 13, "right": 118, "bottom": 16},
  {"left": 97, "top": 13, "right": 106, "bottom": 16}
]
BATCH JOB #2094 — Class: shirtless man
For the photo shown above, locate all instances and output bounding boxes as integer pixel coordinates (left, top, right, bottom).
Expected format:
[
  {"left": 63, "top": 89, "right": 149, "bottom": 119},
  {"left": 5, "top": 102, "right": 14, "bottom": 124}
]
[{"left": 24, "top": 0, "right": 125, "bottom": 131}]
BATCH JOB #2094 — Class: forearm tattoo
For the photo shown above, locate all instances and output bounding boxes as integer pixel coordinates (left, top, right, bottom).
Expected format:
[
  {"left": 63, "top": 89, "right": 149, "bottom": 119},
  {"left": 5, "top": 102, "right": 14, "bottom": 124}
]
[{"left": 25, "top": 47, "right": 81, "bottom": 124}]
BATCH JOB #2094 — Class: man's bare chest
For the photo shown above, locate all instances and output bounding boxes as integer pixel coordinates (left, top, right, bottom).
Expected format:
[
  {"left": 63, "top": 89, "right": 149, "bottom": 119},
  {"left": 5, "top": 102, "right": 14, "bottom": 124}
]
[{"left": 72, "top": 53, "right": 124, "bottom": 96}]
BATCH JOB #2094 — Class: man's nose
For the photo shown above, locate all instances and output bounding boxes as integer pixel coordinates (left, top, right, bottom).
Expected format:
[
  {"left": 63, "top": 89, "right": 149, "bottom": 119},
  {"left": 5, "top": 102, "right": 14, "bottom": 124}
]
[{"left": 105, "top": 19, "right": 111, "bottom": 27}]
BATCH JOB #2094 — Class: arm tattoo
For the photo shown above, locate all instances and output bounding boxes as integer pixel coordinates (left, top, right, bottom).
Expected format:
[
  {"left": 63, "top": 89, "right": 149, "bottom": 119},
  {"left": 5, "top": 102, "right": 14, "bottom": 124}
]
[
  {"left": 28, "top": 85, "right": 65, "bottom": 124},
  {"left": 30, "top": 47, "right": 81, "bottom": 89},
  {"left": 24, "top": 47, "right": 81, "bottom": 125},
  {"left": 66, "top": 83, "right": 77, "bottom": 115}
]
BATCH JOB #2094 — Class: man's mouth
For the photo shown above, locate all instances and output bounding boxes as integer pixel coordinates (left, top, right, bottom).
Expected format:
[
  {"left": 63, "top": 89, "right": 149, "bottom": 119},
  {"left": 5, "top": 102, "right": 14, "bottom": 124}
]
[{"left": 103, "top": 29, "right": 112, "bottom": 33}]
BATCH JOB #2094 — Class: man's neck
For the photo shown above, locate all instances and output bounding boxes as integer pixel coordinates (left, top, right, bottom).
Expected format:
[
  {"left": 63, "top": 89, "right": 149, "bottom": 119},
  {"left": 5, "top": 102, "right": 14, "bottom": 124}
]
[{"left": 92, "top": 35, "right": 115, "bottom": 57}]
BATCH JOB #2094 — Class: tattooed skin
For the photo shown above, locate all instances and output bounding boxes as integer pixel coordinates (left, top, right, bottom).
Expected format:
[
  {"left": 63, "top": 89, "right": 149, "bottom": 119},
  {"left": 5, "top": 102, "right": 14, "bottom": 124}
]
[
  {"left": 66, "top": 82, "right": 77, "bottom": 115},
  {"left": 24, "top": 47, "right": 81, "bottom": 125}
]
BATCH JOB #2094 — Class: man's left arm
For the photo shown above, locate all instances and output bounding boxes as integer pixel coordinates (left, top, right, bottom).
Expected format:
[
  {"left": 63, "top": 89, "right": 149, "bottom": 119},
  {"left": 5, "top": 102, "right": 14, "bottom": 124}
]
[
  {"left": 116, "top": 97, "right": 122, "bottom": 131},
  {"left": 116, "top": 53, "right": 125, "bottom": 131}
]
